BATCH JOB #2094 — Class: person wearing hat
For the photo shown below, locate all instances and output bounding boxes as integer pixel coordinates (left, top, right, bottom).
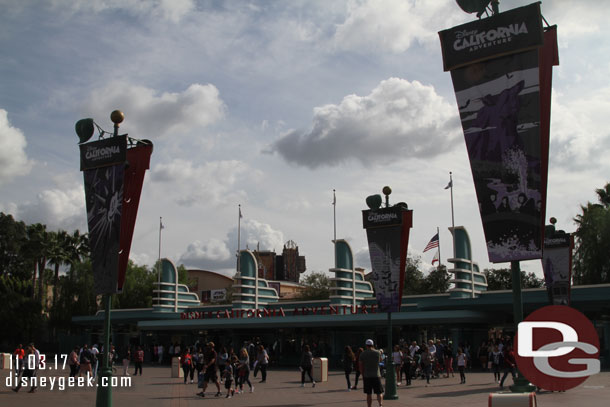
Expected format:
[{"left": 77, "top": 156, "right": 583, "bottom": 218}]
[{"left": 359, "top": 339, "right": 383, "bottom": 407}]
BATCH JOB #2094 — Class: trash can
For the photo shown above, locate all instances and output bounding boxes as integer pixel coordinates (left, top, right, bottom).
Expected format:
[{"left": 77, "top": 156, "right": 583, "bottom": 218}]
[
  {"left": 312, "top": 357, "right": 328, "bottom": 382},
  {"left": 171, "top": 356, "right": 183, "bottom": 378},
  {"left": 488, "top": 392, "right": 537, "bottom": 407}
]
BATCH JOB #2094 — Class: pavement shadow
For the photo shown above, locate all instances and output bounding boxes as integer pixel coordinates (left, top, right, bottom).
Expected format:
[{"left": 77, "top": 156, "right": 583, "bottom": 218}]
[{"left": 415, "top": 386, "right": 496, "bottom": 398}]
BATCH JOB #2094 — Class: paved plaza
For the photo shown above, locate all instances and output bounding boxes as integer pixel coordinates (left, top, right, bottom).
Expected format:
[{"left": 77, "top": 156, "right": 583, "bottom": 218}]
[{"left": 1, "top": 366, "right": 608, "bottom": 407}]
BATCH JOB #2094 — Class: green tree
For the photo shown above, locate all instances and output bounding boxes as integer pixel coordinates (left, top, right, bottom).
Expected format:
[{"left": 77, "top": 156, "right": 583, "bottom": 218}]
[
  {"left": 48, "top": 230, "right": 72, "bottom": 309},
  {"left": 113, "top": 261, "right": 156, "bottom": 309},
  {"left": 0, "top": 275, "right": 44, "bottom": 347},
  {"left": 25, "top": 223, "right": 50, "bottom": 302},
  {"left": 403, "top": 255, "right": 426, "bottom": 295},
  {"left": 0, "top": 212, "right": 31, "bottom": 280},
  {"left": 298, "top": 271, "right": 331, "bottom": 300},
  {"left": 573, "top": 182, "right": 610, "bottom": 284},
  {"left": 483, "top": 268, "right": 544, "bottom": 291},
  {"left": 49, "top": 260, "right": 98, "bottom": 331},
  {"left": 422, "top": 265, "right": 451, "bottom": 294}
]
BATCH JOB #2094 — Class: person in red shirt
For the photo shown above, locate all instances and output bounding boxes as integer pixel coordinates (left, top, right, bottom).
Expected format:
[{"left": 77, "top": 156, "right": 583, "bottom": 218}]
[
  {"left": 182, "top": 348, "right": 194, "bottom": 384},
  {"left": 499, "top": 344, "right": 517, "bottom": 389},
  {"left": 13, "top": 344, "right": 25, "bottom": 374},
  {"left": 134, "top": 346, "right": 144, "bottom": 376}
]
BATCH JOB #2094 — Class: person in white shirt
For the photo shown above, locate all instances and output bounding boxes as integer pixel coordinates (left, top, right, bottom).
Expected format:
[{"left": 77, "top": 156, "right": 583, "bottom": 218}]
[
  {"left": 392, "top": 345, "right": 403, "bottom": 385},
  {"left": 409, "top": 341, "right": 419, "bottom": 358},
  {"left": 90, "top": 344, "right": 100, "bottom": 379}
]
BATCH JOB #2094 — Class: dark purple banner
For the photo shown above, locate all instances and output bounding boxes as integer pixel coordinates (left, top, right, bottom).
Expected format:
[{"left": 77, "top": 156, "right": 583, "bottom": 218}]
[
  {"left": 83, "top": 163, "right": 124, "bottom": 294},
  {"left": 442, "top": 6, "right": 557, "bottom": 263},
  {"left": 542, "top": 232, "right": 573, "bottom": 305},
  {"left": 363, "top": 207, "right": 412, "bottom": 312}
]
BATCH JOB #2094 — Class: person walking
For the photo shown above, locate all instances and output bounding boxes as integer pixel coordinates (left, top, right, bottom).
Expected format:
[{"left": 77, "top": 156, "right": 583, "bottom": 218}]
[
  {"left": 359, "top": 339, "right": 383, "bottom": 407},
  {"left": 300, "top": 344, "right": 315, "bottom": 387},
  {"left": 181, "top": 348, "right": 193, "bottom": 384},
  {"left": 402, "top": 350, "right": 414, "bottom": 386},
  {"left": 134, "top": 346, "right": 144, "bottom": 376},
  {"left": 79, "top": 344, "right": 93, "bottom": 377},
  {"left": 13, "top": 344, "right": 25, "bottom": 375},
  {"left": 90, "top": 344, "right": 100, "bottom": 379},
  {"left": 342, "top": 346, "right": 355, "bottom": 391},
  {"left": 12, "top": 345, "right": 34, "bottom": 393},
  {"left": 121, "top": 347, "right": 131, "bottom": 376},
  {"left": 68, "top": 346, "right": 80, "bottom": 377},
  {"left": 236, "top": 347, "right": 254, "bottom": 394},
  {"left": 421, "top": 345, "right": 433, "bottom": 386},
  {"left": 194, "top": 346, "right": 204, "bottom": 381},
  {"left": 490, "top": 344, "right": 503, "bottom": 383},
  {"left": 198, "top": 342, "right": 222, "bottom": 397},
  {"left": 255, "top": 344, "right": 269, "bottom": 383},
  {"left": 444, "top": 342, "right": 455, "bottom": 378},
  {"left": 499, "top": 344, "right": 517, "bottom": 389},
  {"left": 457, "top": 347, "right": 467, "bottom": 384},
  {"left": 217, "top": 346, "right": 229, "bottom": 383},
  {"left": 391, "top": 345, "right": 402, "bottom": 385},
  {"left": 351, "top": 347, "right": 363, "bottom": 390},
  {"left": 222, "top": 359, "right": 235, "bottom": 398}
]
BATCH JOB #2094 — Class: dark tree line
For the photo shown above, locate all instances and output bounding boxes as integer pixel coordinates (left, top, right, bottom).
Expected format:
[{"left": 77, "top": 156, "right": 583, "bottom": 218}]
[{"left": 0, "top": 212, "right": 192, "bottom": 348}]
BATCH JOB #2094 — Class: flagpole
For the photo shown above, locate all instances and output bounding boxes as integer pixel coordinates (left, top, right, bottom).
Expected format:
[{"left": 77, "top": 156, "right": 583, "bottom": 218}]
[
  {"left": 157, "top": 217, "right": 162, "bottom": 306},
  {"left": 237, "top": 205, "right": 241, "bottom": 276},
  {"left": 436, "top": 226, "right": 441, "bottom": 271},
  {"left": 333, "top": 189, "right": 337, "bottom": 268},
  {"left": 449, "top": 172, "right": 456, "bottom": 258}
]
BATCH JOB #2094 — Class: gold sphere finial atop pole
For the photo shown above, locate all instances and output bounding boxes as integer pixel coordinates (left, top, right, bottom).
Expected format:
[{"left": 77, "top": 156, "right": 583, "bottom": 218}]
[
  {"left": 110, "top": 110, "right": 124, "bottom": 137},
  {"left": 110, "top": 110, "right": 124, "bottom": 125},
  {"left": 382, "top": 186, "right": 392, "bottom": 207}
]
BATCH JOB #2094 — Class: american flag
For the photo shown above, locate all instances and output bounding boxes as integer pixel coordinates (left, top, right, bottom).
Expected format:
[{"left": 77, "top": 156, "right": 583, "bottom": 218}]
[{"left": 423, "top": 233, "right": 439, "bottom": 252}]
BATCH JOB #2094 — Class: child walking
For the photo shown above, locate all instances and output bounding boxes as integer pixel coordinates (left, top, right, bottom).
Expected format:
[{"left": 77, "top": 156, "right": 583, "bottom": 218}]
[
  {"left": 223, "top": 360, "right": 234, "bottom": 398},
  {"left": 457, "top": 348, "right": 467, "bottom": 384}
]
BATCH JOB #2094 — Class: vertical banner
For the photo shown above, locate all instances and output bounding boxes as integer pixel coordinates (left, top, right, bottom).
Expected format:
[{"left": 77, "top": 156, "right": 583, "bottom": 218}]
[
  {"left": 542, "top": 232, "right": 573, "bottom": 305},
  {"left": 80, "top": 136, "right": 127, "bottom": 294},
  {"left": 439, "top": 3, "right": 558, "bottom": 263},
  {"left": 117, "top": 141, "right": 153, "bottom": 292},
  {"left": 362, "top": 206, "right": 413, "bottom": 312}
]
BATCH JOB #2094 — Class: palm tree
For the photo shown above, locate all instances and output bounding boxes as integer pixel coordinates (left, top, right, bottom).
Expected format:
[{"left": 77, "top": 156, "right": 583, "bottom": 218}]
[
  {"left": 48, "top": 230, "right": 71, "bottom": 309},
  {"left": 25, "top": 223, "right": 49, "bottom": 302},
  {"left": 595, "top": 182, "right": 610, "bottom": 208}
]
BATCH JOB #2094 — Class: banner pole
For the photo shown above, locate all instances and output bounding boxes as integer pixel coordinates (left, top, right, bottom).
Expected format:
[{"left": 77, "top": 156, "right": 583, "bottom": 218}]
[
  {"left": 509, "top": 260, "right": 536, "bottom": 392},
  {"left": 385, "top": 311, "right": 398, "bottom": 399},
  {"left": 96, "top": 295, "right": 113, "bottom": 407}
]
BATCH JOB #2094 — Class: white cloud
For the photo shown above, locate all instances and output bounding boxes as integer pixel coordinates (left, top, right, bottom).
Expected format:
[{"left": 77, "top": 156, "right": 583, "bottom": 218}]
[
  {"left": 270, "top": 78, "right": 461, "bottom": 168},
  {"left": 81, "top": 82, "right": 225, "bottom": 140},
  {"left": 4, "top": 183, "right": 86, "bottom": 232},
  {"left": 49, "top": 0, "right": 194, "bottom": 23},
  {"left": 179, "top": 219, "right": 285, "bottom": 270},
  {"left": 151, "top": 159, "right": 253, "bottom": 207},
  {"left": 180, "top": 238, "right": 233, "bottom": 268},
  {"left": 550, "top": 87, "right": 610, "bottom": 168},
  {"left": 334, "top": 0, "right": 463, "bottom": 53},
  {"left": 0, "top": 109, "right": 33, "bottom": 186}
]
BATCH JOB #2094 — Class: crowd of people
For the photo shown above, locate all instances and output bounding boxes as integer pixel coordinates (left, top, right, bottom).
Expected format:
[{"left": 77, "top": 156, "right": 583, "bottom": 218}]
[
  {"left": 171, "top": 340, "right": 269, "bottom": 398},
  {"left": 337, "top": 338, "right": 478, "bottom": 391},
  {"left": 9, "top": 335, "right": 519, "bottom": 405}
]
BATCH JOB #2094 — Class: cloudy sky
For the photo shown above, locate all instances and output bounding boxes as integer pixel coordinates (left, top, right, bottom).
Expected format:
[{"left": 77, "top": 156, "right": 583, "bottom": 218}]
[{"left": 1, "top": 0, "right": 608, "bottom": 280}]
